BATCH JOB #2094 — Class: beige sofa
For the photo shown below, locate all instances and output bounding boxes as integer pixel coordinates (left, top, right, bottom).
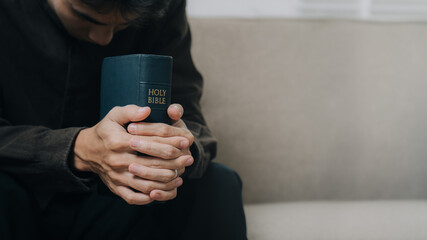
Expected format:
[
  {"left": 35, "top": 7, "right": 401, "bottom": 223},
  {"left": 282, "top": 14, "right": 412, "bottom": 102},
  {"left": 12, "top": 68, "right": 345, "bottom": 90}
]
[
  {"left": 188, "top": 18, "right": 427, "bottom": 239},
  {"left": 190, "top": 19, "right": 427, "bottom": 240}
]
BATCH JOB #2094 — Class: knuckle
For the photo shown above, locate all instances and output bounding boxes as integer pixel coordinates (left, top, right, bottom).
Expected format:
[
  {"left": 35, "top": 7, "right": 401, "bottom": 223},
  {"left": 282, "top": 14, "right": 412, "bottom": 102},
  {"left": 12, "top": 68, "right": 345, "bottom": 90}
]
[
  {"left": 164, "top": 147, "right": 178, "bottom": 159},
  {"left": 139, "top": 182, "right": 153, "bottom": 193},
  {"left": 107, "top": 184, "right": 118, "bottom": 195},
  {"left": 105, "top": 137, "right": 123, "bottom": 151},
  {"left": 163, "top": 171, "right": 175, "bottom": 182},
  {"left": 103, "top": 154, "right": 114, "bottom": 165},
  {"left": 137, "top": 167, "right": 147, "bottom": 177},
  {"left": 129, "top": 137, "right": 141, "bottom": 149},
  {"left": 145, "top": 184, "right": 155, "bottom": 193},
  {"left": 186, "top": 131, "right": 194, "bottom": 144},
  {"left": 174, "top": 162, "right": 185, "bottom": 171},
  {"left": 142, "top": 141, "right": 152, "bottom": 153},
  {"left": 109, "top": 172, "right": 122, "bottom": 185},
  {"left": 160, "top": 176, "right": 169, "bottom": 183},
  {"left": 128, "top": 199, "right": 138, "bottom": 205},
  {"left": 126, "top": 104, "right": 137, "bottom": 108},
  {"left": 124, "top": 193, "right": 137, "bottom": 205},
  {"left": 170, "top": 190, "right": 178, "bottom": 200},
  {"left": 110, "top": 106, "right": 120, "bottom": 115},
  {"left": 168, "top": 180, "right": 178, "bottom": 189},
  {"left": 157, "top": 174, "right": 166, "bottom": 183},
  {"left": 149, "top": 159, "right": 163, "bottom": 168},
  {"left": 159, "top": 125, "right": 170, "bottom": 136},
  {"left": 178, "top": 156, "right": 188, "bottom": 169},
  {"left": 110, "top": 159, "right": 127, "bottom": 169}
]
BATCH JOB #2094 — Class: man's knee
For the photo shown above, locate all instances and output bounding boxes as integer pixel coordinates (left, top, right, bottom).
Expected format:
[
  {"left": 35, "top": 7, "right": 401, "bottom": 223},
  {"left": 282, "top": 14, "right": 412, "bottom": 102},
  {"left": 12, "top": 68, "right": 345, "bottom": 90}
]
[
  {"left": 0, "top": 171, "right": 41, "bottom": 239},
  {"left": 202, "top": 162, "right": 243, "bottom": 192}
]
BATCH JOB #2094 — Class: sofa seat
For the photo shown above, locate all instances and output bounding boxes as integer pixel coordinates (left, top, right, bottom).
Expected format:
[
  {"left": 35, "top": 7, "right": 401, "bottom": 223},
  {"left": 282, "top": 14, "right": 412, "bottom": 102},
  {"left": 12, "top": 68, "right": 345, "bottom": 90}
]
[{"left": 245, "top": 201, "right": 427, "bottom": 240}]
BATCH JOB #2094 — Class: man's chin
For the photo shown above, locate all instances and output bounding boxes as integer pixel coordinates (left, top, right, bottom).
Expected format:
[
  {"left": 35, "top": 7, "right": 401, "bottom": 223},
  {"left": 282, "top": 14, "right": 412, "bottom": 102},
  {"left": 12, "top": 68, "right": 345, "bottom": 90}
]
[
  {"left": 69, "top": 32, "right": 103, "bottom": 46},
  {"left": 81, "top": 38, "right": 111, "bottom": 46}
]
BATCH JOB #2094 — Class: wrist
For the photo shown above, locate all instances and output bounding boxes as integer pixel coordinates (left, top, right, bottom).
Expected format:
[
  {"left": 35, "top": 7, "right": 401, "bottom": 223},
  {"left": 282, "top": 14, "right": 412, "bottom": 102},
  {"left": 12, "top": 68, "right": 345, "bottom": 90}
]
[
  {"left": 73, "top": 152, "right": 90, "bottom": 172},
  {"left": 73, "top": 128, "right": 99, "bottom": 173}
]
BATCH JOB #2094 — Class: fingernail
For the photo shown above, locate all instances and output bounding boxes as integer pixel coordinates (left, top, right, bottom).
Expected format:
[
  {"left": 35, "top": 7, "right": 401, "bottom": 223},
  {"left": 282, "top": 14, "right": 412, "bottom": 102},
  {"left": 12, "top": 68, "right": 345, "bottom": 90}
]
[
  {"left": 185, "top": 157, "right": 193, "bottom": 166},
  {"left": 176, "top": 178, "right": 183, "bottom": 187},
  {"left": 180, "top": 140, "right": 189, "bottom": 148},
  {"left": 174, "top": 105, "right": 182, "bottom": 115},
  {"left": 138, "top": 107, "right": 148, "bottom": 113},
  {"left": 128, "top": 124, "right": 136, "bottom": 133}
]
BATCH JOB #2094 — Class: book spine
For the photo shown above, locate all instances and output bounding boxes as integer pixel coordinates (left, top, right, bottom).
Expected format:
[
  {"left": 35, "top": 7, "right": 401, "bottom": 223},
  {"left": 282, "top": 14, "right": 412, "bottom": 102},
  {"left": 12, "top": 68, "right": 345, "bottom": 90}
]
[
  {"left": 137, "top": 54, "right": 173, "bottom": 124},
  {"left": 138, "top": 82, "right": 171, "bottom": 124}
]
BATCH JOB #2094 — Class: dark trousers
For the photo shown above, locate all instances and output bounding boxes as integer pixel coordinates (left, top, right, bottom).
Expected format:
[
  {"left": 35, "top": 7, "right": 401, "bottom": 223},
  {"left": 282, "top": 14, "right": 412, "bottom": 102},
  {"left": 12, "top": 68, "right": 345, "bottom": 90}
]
[{"left": 0, "top": 163, "right": 247, "bottom": 240}]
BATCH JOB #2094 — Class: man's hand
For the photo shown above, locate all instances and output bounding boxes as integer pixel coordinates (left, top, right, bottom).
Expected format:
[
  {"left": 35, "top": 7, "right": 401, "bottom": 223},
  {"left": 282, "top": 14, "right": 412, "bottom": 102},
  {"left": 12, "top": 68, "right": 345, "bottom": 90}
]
[
  {"left": 73, "top": 104, "right": 194, "bottom": 205},
  {"left": 127, "top": 104, "right": 193, "bottom": 159},
  {"left": 126, "top": 104, "right": 195, "bottom": 195}
]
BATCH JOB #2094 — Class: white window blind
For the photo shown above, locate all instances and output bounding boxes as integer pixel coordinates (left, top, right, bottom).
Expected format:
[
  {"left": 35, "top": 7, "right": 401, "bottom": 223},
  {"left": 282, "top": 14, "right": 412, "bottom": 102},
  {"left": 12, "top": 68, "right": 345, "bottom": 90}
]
[
  {"left": 371, "top": 0, "right": 427, "bottom": 20},
  {"left": 187, "top": 0, "right": 427, "bottom": 21},
  {"left": 297, "top": 0, "right": 368, "bottom": 18},
  {"left": 297, "top": 0, "right": 427, "bottom": 20}
]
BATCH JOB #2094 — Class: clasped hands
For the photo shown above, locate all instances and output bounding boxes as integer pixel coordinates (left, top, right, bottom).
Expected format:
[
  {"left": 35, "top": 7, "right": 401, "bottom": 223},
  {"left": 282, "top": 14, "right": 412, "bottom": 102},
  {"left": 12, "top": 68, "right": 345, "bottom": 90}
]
[{"left": 73, "top": 104, "right": 194, "bottom": 205}]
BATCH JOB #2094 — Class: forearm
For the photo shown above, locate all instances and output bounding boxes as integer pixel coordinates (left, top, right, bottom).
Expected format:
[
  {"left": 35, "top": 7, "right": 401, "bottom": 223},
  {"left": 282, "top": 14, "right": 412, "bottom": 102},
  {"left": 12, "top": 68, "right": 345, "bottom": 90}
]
[{"left": 0, "top": 123, "right": 94, "bottom": 193}]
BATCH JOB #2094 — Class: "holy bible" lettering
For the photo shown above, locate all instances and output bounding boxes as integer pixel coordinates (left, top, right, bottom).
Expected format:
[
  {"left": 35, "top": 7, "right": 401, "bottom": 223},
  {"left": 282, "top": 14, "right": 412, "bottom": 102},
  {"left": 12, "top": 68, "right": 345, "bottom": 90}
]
[{"left": 148, "top": 88, "right": 167, "bottom": 104}]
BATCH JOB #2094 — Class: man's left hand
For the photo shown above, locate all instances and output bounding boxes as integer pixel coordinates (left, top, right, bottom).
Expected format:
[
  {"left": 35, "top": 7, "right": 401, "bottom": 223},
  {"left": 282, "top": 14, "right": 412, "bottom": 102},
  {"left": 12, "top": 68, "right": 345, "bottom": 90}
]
[{"left": 126, "top": 104, "right": 194, "bottom": 200}]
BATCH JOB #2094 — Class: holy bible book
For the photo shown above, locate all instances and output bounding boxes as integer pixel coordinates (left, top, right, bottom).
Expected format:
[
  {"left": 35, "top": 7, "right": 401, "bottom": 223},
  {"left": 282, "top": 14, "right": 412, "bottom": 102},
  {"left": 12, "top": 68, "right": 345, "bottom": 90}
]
[{"left": 100, "top": 54, "right": 173, "bottom": 124}]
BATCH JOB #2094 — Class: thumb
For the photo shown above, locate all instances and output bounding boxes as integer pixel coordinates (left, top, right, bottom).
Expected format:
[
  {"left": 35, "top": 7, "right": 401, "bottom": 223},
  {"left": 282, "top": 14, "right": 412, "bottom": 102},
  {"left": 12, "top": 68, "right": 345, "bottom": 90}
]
[
  {"left": 107, "top": 105, "right": 151, "bottom": 126},
  {"left": 167, "top": 104, "right": 184, "bottom": 122}
]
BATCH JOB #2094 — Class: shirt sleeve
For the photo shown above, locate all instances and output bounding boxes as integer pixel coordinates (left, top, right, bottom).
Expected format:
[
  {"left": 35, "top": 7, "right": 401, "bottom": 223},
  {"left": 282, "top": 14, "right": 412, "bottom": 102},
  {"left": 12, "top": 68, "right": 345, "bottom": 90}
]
[
  {"left": 0, "top": 113, "right": 95, "bottom": 195},
  {"left": 149, "top": 0, "right": 218, "bottom": 178}
]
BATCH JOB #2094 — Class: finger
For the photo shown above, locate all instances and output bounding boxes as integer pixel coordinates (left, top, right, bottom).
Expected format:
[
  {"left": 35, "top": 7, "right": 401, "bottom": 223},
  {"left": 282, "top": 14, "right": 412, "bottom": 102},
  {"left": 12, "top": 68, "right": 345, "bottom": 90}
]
[
  {"left": 129, "top": 163, "right": 183, "bottom": 183},
  {"left": 167, "top": 104, "right": 183, "bottom": 121},
  {"left": 95, "top": 126, "right": 131, "bottom": 152},
  {"left": 177, "top": 168, "right": 185, "bottom": 177},
  {"left": 128, "top": 154, "right": 193, "bottom": 170},
  {"left": 172, "top": 119, "right": 187, "bottom": 129},
  {"left": 126, "top": 129, "right": 190, "bottom": 149},
  {"left": 129, "top": 137, "right": 183, "bottom": 159},
  {"left": 108, "top": 148, "right": 188, "bottom": 171},
  {"left": 128, "top": 122, "right": 193, "bottom": 142},
  {"left": 128, "top": 176, "right": 183, "bottom": 194},
  {"left": 115, "top": 185, "right": 153, "bottom": 205},
  {"left": 150, "top": 188, "right": 178, "bottom": 201},
  {"left": 107, "top": 105, "right": 151, "bottom": 126}
]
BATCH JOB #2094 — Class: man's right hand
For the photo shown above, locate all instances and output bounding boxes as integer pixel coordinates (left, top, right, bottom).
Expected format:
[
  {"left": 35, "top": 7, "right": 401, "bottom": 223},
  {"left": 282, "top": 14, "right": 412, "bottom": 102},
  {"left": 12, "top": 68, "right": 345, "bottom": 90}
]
[{"left": 72, "top": 105, "right": 193, "bottom": 205}]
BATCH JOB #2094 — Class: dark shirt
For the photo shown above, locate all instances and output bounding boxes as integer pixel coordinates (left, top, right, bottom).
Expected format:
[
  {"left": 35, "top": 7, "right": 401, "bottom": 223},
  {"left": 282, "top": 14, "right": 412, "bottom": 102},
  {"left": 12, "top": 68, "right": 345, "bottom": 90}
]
[{"left": 0, "top": 0, "right": 217, "bottom": 209}]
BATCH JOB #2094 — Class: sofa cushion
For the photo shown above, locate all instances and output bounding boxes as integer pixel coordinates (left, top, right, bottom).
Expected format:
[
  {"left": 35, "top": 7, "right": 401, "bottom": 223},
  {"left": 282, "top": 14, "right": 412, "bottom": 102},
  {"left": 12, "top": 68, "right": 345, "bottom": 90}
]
[{"left": 245, "top": 201, "right": 427, "bottom": 240}]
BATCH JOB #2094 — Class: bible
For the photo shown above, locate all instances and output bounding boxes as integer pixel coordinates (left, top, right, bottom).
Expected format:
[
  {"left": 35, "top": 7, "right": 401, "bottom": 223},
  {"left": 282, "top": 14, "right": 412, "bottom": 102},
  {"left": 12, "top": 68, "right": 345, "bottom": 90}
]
[{"left": 100, "top": 54, "right": 173, "bottom": 123}]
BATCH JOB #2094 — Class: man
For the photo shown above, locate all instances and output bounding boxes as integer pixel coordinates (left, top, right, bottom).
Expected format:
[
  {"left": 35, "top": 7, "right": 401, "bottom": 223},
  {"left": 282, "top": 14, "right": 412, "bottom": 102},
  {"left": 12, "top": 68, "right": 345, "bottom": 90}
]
[{"left": 0, "top": 0, "right": 247, "bottom": 239}]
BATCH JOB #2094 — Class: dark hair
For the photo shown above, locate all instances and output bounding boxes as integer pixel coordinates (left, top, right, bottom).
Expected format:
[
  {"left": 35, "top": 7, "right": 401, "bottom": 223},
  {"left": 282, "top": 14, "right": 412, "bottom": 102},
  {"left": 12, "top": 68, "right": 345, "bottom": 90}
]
[{"left": 80, "top": 0, "right": 173, "bottom": 26}]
